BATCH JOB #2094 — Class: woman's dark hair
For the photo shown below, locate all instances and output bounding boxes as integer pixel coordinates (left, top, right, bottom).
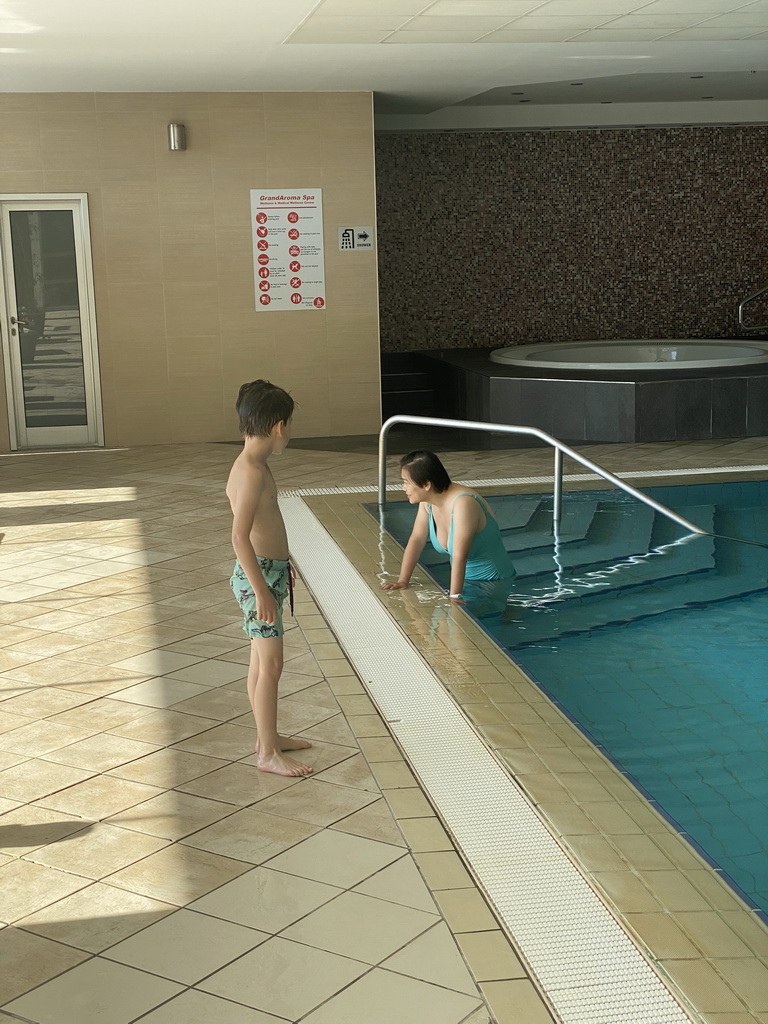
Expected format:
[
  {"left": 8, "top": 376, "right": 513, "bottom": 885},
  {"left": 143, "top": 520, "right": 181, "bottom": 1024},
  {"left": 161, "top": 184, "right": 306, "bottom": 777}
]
[
  {"left": 236, "top": 380, "right": 294, "bottom": 438},
  {"left": 400, "top": 450, "right": 451, "bottom": 493}
]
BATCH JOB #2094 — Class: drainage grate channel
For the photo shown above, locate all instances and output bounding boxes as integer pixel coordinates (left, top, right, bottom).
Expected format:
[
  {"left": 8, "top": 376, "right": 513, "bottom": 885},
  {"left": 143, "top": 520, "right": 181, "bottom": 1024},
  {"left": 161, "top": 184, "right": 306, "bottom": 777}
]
[
  {"left": 279, "top": 464, "right": 768, "bottom": 498},
  {"left": 281, "top": 494, "right": 698, "bottom": 1024}
]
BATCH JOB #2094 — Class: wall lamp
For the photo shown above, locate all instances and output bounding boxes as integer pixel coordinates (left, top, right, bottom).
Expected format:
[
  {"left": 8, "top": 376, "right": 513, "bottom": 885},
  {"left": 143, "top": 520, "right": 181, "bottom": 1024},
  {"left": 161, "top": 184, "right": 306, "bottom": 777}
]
[{"left": 167, "top": 123, "right": 187, "bottom": 151}]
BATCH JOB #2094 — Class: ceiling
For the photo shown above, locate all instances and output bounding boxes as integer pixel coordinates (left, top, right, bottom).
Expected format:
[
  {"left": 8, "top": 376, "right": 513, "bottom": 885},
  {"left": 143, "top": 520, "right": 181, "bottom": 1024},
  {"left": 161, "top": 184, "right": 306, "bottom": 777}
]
[{"left": 1, "top": 0, "right": 766, "bottom": 129}]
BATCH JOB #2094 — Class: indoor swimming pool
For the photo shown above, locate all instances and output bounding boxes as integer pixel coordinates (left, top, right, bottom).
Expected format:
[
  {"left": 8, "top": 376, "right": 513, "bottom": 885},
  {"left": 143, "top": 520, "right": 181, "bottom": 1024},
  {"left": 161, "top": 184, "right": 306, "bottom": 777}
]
[{"left": 376, "top": 480, "right": 768, "bottom": 916}]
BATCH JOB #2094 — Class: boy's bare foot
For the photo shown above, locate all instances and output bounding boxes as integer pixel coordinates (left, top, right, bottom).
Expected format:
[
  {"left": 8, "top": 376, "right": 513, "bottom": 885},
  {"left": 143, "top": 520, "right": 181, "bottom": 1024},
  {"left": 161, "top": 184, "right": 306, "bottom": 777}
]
[
  {"left": 257, "top": 752, "right": 314, "bottom": 777},
  {"left": 256, "top": 735, "right": 312, "bottom": 754}
]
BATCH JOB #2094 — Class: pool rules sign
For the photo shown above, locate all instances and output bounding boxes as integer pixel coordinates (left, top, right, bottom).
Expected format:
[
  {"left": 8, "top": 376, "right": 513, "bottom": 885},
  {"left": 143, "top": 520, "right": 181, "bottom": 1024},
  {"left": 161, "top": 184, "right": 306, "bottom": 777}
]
[{"left": 250, "top": 189, "right": 326, "bottom": 310}]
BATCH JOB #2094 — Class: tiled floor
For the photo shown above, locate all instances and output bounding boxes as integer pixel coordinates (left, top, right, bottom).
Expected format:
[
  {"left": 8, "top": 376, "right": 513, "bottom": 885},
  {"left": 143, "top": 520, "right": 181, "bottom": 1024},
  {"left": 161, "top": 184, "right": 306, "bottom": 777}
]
[{"left": 1, "top": 436, "right": 767, "bottom": 1023}]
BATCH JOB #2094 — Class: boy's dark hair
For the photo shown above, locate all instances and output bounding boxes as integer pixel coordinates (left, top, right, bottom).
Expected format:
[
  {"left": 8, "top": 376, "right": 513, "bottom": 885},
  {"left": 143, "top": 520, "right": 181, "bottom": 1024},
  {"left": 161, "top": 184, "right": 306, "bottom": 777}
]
[
  {"left": 400, "top": 450, "right": 451, "bottom": 493},
  {"left": 236, "top": 380, "right": 294, "bottom": 438}
]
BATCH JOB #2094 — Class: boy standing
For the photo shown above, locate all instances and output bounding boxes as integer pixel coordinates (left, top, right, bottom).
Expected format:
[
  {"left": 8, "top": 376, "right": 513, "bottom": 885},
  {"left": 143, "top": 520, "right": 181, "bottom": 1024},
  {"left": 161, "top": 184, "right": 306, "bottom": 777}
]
[{"left": 226, "top": 380, "right": 312, "bottom": 777}]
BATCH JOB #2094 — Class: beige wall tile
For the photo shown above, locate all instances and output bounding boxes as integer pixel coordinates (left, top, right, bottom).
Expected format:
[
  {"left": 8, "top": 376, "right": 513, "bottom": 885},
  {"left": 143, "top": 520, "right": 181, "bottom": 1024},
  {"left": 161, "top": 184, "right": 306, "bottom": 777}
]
[{"left": 0, "top": 91, "right": 377, "bottom": 452}]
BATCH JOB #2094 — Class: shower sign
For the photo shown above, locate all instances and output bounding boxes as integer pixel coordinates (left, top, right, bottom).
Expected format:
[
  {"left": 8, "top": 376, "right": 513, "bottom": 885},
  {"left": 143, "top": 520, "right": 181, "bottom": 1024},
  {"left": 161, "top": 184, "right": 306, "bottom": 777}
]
[{"left": 250, "top": 189, "right": 326, "bottom": 310}]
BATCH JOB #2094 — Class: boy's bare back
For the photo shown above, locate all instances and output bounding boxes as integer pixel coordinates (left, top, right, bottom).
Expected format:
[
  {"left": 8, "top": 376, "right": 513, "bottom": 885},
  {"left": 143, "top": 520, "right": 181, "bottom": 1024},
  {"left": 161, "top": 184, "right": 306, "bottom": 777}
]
[{"left": 226, "top": 449, "right": 289, "bottom": 561}]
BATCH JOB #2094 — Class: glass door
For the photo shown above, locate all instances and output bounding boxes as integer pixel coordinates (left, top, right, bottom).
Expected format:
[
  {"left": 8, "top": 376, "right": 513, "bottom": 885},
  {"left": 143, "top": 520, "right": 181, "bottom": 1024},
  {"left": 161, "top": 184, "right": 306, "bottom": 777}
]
[{"left": 0, "top": 195, "right": 103, "bottom": 449}]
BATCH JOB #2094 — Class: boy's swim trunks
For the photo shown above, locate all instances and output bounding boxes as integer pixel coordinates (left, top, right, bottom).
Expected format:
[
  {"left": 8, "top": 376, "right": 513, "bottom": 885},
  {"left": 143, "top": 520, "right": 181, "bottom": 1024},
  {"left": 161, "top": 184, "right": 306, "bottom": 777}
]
[{"left": 230, "top": 557, "right": 290, "bottom": 639}]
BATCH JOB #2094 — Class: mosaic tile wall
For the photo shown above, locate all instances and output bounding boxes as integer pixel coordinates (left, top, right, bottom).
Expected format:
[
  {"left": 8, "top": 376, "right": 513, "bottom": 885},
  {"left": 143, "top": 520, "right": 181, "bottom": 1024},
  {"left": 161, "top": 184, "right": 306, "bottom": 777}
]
[{"left": 375, "top": 126, "right": 768, "bottom": 352}]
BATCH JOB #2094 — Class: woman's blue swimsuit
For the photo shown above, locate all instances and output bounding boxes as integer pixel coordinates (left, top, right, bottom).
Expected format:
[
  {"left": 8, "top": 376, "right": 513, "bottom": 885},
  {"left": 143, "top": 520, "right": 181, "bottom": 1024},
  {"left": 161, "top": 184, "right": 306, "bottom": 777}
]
[{"left": 427, "top": 492, "right": 515, "bottom": 582}]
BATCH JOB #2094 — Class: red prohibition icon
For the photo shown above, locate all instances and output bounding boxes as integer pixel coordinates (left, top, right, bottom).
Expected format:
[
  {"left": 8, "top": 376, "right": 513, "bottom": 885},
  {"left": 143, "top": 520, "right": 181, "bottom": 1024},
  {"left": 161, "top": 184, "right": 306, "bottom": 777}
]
[
  {"left": 259, "top": 281, "right": 270, "bottom": 292},
  {"left": 289, "top": 245, "right": 300, "bottom": 257},
  {"left": 313, "top": 297, "right": 325, "bottom": 308},
  {"left": 287, "top": 212, "right": 299, "bottom": 223},
  {"left": 287, "top": 228, "right": 300, "bottom": 240},
  {"left": 256, "top": 212, "right": 267, "bottom": 224},
  {"left": 259, "top": 294, "right": 271, "bottom": 305},
  {"left": 257, "top": 240, "right": 269, "bottom": 251},
  {"left": 289, "top": 260, "right": 301, "bottom": 272},
  {"left": 290, "top": 276, "right": 301, "bottom": 288},
  {"left": 259, "top": 267, "right": 270, "bottom": 279},
  {"left": 290, "top": 293, "right": 302, "bottom": 304},
  {"left": 258, "top": 254, "right": 269, "bottom": 265},
  {"left": 256, "top": 226, "right": 268, "bottom": 238}
]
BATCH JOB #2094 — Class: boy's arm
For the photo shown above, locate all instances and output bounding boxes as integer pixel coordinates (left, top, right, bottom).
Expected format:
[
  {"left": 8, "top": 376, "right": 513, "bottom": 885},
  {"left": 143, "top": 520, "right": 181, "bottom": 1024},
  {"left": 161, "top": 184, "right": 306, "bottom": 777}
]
[
  {"left": 230, "top": 467, "right": 277, "bottom": 623},
  {"left": 381, "top": 503, "right": 429, "bottom": 590}
]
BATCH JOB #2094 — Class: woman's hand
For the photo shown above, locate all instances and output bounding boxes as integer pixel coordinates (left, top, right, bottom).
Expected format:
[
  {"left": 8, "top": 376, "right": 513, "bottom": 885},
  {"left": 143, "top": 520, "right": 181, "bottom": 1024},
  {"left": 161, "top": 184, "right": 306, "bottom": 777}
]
[{"left": 381, "top": 580, "right": 409, "bottom": 591}]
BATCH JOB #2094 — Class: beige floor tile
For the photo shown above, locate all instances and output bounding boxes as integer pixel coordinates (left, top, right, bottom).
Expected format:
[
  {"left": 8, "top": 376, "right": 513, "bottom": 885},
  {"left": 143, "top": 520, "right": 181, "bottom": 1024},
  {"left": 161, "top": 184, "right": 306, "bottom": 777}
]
[
  {"left": 265, "top": 827, "right": 406, "bottom": 888},
  {"left": 0, "top": 804, "right": 91, "bottom": 857},
  {"left": 331, "top": 797, "right": 410, "bottom": 846},
  {"left": 661, "top": 959, "right": 749, "bottom": 1013},
  {"left": 103, "top": 843, "right": 251, "bottom": 905},
  {"left": 177, "top": 760, "right": 300, "bottom": 804},
  {"left": 103, "top": 908, "right": 269, "bottom": 983},
  {"left": 479, "top": 979, "right": 556, "bottom": 1024},
  {"left": 0, "top": 719, "right": 96, "bottom": 756},
  {"left": 109, "top": 676, "right": 212, "bottom": 708},
  {"left": 42, "top": 733, "right": 161, "bottom": 772},
  {"left": 591, "top": 870, "right": 664, "bottom": 913},
  {"left": 299, "top": 712, "right": 358, "bottom": 747},
  {"left": 456, "top": 930, "right": 527, "bottom": 982},
  {"left": 1, "top": 688, "right": 92, "bottom": 718},
  {"left": 133, "top": 989, "right": 285, "bottom": 1024},
  {"left": 355, "top": 854, "right": 438, "bottom": 913},
  {"left": 414, "top": 851, "right": 474, "bottom": 891},
  {"left": 0, "top": 758, "right": 94, "bottom": 802},
  {"left": 624, "top": 911, "right": 702, "bottom": 959},
  {"left": 164, "top": 660, "right": 247, "bottom": 688},
  {"left": 26, "top": 820, "right": 168, "bottom": 879},
  {"left": 713, "top": 958, "right": 768, "bottom": 1012},
  {"left": 0, "top": 927, "right": 89, "bottom": 1004},
  {"left": 107, "top": 747, "right": 226, "bottom": 787},
  {"left": 4, "top": 956, "right": 184, "bottom": 1024},
  {"left": 173, "top": 722, "right": 254, "bottom": 760},
  {"left": 16, "top": 881, "right": 176, "bottom": 952},
  {"left": 105, "top": 789, "right": 236, "bottom": 840},
  {"left": 284, "top": 889, "right": 437, "bottom": 963},
  {"left": 160, "top": 635, "right": 246, "bottom": 658},
  {"left": 48, "top": 697, "right": 145, "bottom": 732},
  {"left": 0, "top": 858, "right": 92, "bottom": 921},
  {"left": 434, "top": 888, "right": 499, "bottom": 933},
  {"left": 370, "top": 760, "right": 418, "bottom": 789},
  {"left": 383, "top": 921, "right": 480, "bottom": 994},
  {"left": 636, "top": 870, "right": 716, "bottom": 912},
  {"left": 346, "top": 712, "right": 390, "bottom": 736},
  {"left": 254, "top": 778, "right": 379, "bottom": 826},
  {"left": 301, "top": 965, "right": 482, "bottom": 1024},
  {"left": 675, "top": 912, "right": 754, "bottom": 958},
  {"left": 108, "top": 708, "right": 219, "bottom": 745},
  {"left": 313, "top": 752, "right": 378, "bottom": 792},
  {"left": 189, "top": 864, "right": 342, "bottom": 932},
  {"left": 385, "top": 786, "right": 435, "bottom": 818},
  {"left": 111, "top": 650, "right": 205, "bottom": 676},
  {"left": 167, "top": 687, "right": 248, "bottom": 721},
  {"left": 181, "top": 804, "right": 320, "bottom": 864},
  {"left": 199, "top": 936, "right": 368, "bottom": 1018},
  {"left": 397, "top": 816, "right": 454, "bottom": 853}
]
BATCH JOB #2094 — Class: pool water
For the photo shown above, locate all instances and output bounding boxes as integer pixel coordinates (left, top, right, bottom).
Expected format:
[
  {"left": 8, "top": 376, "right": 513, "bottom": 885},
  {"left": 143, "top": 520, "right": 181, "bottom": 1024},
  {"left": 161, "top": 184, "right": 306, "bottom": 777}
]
[{"left": 375, "top": 481, "right": 768, "bottom": 913}]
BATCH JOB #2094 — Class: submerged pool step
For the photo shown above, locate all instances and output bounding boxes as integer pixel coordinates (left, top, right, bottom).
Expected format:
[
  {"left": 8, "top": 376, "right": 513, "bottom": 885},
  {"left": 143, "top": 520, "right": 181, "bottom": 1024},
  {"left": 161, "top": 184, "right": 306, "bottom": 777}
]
[{"left": 502, "top": 500, "right": 599, "bottom": 552}]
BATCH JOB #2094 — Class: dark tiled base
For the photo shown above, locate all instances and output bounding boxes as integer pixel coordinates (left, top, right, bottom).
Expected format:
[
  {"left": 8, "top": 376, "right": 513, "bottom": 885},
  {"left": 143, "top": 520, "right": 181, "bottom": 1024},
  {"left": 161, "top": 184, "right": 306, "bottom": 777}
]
[{"left": 422, "top": 350, "right": 768, "bottom": 444}]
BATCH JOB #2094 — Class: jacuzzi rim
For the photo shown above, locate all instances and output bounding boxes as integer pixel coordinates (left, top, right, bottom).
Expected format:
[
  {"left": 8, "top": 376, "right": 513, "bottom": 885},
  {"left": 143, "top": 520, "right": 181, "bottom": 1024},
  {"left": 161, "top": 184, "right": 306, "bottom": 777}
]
[{"left": 489, "top": 339, "right": 768, "bottom": 371}]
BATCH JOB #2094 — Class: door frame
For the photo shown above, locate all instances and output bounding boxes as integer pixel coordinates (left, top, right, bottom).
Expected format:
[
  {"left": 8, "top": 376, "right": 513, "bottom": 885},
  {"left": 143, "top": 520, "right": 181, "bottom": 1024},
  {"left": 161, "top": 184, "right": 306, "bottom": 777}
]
[{"left": 0, "top": 192, "right": 104, "bottom": 450}]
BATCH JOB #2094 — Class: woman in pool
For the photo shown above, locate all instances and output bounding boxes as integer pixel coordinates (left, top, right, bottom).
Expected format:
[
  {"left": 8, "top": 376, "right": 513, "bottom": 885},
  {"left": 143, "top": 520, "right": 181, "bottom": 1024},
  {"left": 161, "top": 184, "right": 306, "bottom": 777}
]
[{"left": 381, "top": 449, "right": 515, "bottom": 605}]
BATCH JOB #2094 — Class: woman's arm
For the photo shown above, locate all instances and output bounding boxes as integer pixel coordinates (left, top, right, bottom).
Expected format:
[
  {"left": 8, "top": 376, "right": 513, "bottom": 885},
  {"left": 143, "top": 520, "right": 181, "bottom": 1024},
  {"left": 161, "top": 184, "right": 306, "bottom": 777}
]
[
  {"left": 448, "top": 495, "right": 483, "bottom": 599},
  {"left": 381, "top": 503, "right": 430, "bottom": 590}
]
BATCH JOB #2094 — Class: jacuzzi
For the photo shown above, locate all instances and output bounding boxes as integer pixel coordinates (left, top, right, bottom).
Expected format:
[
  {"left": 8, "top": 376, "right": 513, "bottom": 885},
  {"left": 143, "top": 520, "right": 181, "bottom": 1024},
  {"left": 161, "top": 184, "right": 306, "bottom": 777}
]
[{"left": 490, "top": 339, "right": 768, "bottom": 371}]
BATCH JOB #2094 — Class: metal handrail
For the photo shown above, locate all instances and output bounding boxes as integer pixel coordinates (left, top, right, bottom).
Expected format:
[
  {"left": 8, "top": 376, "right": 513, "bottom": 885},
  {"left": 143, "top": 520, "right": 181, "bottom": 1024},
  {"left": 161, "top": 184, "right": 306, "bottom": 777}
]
[
  {"left": 377, "top": 414, "right": 708, "bottom": 536},
  {"left": 738, "top": 283, "right": 768, "bottom": 332}
]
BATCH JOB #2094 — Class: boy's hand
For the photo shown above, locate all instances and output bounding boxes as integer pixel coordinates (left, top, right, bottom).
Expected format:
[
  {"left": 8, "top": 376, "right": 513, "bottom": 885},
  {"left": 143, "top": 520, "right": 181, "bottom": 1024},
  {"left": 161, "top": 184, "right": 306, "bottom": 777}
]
[
  {"left": 381, "top": 580, "right": 409, "bottom": 591},
  {"left": 256, "top": 590, "right": 278, "bottom": 624}
]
